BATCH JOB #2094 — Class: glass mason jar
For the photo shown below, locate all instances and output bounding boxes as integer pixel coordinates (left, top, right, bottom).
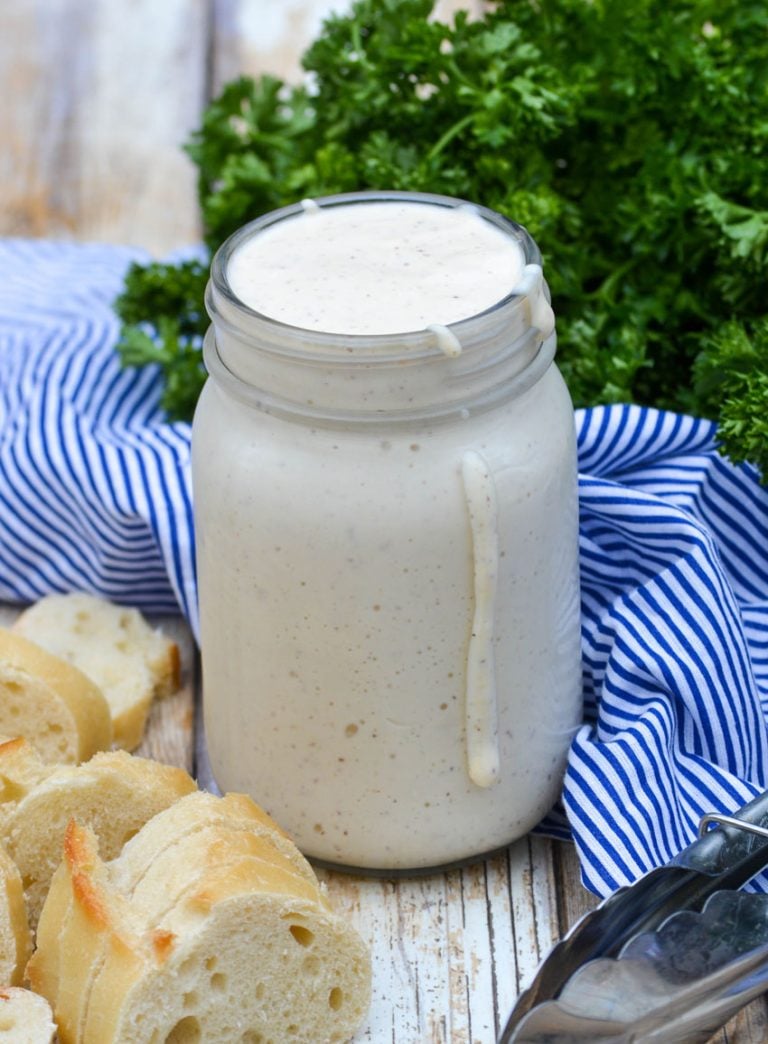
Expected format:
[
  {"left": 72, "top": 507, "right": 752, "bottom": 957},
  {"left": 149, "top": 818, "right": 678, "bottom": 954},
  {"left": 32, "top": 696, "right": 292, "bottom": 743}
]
[{"left": 192, "top": 191, "right": 582, "bottom": 873}]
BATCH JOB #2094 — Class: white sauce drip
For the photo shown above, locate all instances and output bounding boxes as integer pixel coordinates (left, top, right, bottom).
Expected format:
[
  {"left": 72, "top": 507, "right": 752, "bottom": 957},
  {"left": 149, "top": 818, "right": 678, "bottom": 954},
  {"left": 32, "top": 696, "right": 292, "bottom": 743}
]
[
  {"left": 426, "top": 323, "right": 462, "bottom": 357},
  {"left": 461, "top": 449, "right": 501, "bottom": 788},
  {"left": 515, "top": 264, "right": 555, "bottom": 339}
]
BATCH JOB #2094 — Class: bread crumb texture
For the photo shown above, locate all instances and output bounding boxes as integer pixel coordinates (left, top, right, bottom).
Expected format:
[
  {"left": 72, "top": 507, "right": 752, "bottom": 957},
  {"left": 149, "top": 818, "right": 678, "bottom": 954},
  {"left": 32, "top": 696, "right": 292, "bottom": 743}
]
[
  {"left": 1, "top": 747, "right": 195, "bottom": 928},
  {"left": 0, "top": 627, "right": 112, "bottom": 765},
  {"left": 13, "top": 593, "right": 181, "bottom": 752},
  {"left": 0, "top": 986, "right": 55, "bottom": 1043},
  {"left": 29, "top": 792, "right": 372, "bottom": 1043}
]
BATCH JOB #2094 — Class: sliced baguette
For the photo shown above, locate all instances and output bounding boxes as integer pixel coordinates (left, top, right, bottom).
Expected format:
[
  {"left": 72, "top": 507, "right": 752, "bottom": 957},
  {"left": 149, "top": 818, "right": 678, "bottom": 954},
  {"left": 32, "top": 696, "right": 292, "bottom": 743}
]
[
  {"left": 0, "top": 628, "right": 112, "bottom": 765},
  {"left": 80, "top": 826, "right": 321, "bottom": 1039},
  {"left": 28, "top": 822, "right": 142, "bottom": 1044},
  {"left": 0, "top": 987, "right": 56, "bottom": 1043},
  {"left": 0, "top": 841, "right": 31, "bottom": 986},
  {"left": 23, "top": 859, "right": 70, "bottom": 1020},
  {"left": 110, "top": 790, "right": 317, "bottom": 898},
  {"left": 4, "top": 750, "right": 195, "bottom": 927},
  {"left": 32, "top": 800, "right": 372, "bottom": 1044},
  {"left": 0, "top": 737, "right": 54, "bottom": 836},
  {"left": 13, "top": 593, "right": 180, "bottom": 751},
  {"left": 85, "top": 858, "right": 371, "bottom": 1044},
  {"left": 122, "top": 824, "right": 321, "bottom": 928}
]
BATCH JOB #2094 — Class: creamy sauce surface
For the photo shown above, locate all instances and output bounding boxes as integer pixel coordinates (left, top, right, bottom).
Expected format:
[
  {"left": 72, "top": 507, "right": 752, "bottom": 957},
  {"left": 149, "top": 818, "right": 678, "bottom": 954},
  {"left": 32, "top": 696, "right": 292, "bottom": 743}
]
[{"left": 227, "top": 201, "right": 525, "bottom": 335}]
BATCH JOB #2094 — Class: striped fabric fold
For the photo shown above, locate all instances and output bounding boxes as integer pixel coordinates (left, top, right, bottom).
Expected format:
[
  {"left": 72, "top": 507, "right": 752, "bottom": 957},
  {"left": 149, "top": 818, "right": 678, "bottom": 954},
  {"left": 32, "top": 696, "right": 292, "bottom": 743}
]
[
  {"left": 568, "top": 407, "right": 768, "bottom": 895},
  {"left": 1, "top": 240, "right": 766, "bottom": 898},
  {"left": 0, "top": 241, "right": 198, "bottom": 631}
]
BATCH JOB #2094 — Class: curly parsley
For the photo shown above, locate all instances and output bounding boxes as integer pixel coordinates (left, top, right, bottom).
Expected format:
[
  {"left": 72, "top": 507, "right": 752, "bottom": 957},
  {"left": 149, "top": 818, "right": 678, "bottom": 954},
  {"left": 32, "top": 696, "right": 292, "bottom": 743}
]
[{"left": 115, "top": 0, "right": 768, "bottom": 478}]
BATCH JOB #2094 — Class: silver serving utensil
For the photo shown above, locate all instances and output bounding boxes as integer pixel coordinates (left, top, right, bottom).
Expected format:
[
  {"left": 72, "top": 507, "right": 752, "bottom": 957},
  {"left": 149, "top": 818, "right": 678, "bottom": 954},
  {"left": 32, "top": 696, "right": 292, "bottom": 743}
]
[
  {"left": 500, "top": 789, "right": 768, "bottom": 1042},
  {"left": 506, "top": 889, "right": 768, "bottom": 1042}
]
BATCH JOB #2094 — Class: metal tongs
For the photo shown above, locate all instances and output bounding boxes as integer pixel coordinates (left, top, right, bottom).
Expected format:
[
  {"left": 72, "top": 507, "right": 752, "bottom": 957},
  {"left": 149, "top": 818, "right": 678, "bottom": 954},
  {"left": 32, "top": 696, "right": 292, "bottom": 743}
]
[{"left": 500, "top": 789, "right": 768, "bottom": 1042}]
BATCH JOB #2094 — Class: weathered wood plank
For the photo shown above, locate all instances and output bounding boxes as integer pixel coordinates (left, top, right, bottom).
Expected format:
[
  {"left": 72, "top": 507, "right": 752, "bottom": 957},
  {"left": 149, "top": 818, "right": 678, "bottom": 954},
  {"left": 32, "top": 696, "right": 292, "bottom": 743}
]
[
  {"left": 553, "top": 835, "right": 598, "bottom": 934},
  {"left": 135, "top": 615, "right": 196, "bottom": 774},
  {"left": 316, "top": 872, "right": 433, "bottom": 1041},
  {"left": 211, "top": 0, "right": 345, "bottom": 90},
  {"left": 0, "top": 0, "right": 207, "bottom": 255},
  {"left": 315, "top": 836, "right": 561, "bottom": 1043},
  {"left": 0, "top": 0, "right": 490, "bottom": 251}
]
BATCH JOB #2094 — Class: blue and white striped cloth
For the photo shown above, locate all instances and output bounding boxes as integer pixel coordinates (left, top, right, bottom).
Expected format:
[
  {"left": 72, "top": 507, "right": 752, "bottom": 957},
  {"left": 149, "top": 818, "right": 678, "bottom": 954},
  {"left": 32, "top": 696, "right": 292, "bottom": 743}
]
[
  {"left": 1, "top": 239, "right": 766, "bottom": 898},
  {"left": 0, "top": 241, "right": 197, "bottom": 630}
]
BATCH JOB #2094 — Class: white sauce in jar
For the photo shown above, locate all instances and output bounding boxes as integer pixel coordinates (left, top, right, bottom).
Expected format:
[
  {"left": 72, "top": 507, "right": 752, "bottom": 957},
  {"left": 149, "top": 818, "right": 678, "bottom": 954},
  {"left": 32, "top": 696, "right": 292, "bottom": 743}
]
[
  {"left": 194, "top": 195, "right": 582, "bottom": 871},
  {"left": 226, "top": 201, "right": 525, "bottom": 335}
]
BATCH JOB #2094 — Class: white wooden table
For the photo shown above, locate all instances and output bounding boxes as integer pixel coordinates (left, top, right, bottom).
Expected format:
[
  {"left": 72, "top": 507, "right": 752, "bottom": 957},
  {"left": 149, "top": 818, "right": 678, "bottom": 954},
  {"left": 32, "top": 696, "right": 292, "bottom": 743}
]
[{"left": 2, "top": 3, "right": 766, "bottom": 1040}]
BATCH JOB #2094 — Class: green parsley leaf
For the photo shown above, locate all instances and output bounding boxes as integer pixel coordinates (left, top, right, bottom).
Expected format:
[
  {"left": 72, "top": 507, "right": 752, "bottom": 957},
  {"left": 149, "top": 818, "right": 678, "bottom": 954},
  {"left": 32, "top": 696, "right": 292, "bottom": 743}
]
[{"left": 114, "top": 0, "right": 768, "bottom": 479}]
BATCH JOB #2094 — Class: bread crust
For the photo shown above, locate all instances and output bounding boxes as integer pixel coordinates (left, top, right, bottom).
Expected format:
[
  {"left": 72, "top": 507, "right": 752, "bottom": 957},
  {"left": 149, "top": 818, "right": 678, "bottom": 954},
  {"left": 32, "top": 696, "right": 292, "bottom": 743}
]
[
  {"left": 123, "top": 826, "right": 322, "bottom": 927},
  {"left": 0, "top": 629, "right": 112, "bottom": 764},
  {"left": 0, "top": 842, "right": 30, "bottom": 986},
  {"left": 13, "top": 594, "right": 181, "bottom": 751},
  {"left": 5, "top": 750, "right": 196, "bottom": 927},
  {"left": 29, "top": 822, "right": 110, "bottom": 1043},
  {"left": 31, "top": 790, "right": 371, "bottom": 1043},
  {"left": 110, "top": 790, "right": 317, "bottom": 897}
]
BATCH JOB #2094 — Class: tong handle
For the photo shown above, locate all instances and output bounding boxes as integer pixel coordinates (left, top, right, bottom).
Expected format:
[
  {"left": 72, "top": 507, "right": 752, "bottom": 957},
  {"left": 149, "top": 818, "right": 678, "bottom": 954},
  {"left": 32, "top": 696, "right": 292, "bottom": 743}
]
[
  {"left": 677, "top": 787, "right": 768, "bottom": 874},
  {"left": 698, "top": 813, "right": 768, "bottom": 842}
]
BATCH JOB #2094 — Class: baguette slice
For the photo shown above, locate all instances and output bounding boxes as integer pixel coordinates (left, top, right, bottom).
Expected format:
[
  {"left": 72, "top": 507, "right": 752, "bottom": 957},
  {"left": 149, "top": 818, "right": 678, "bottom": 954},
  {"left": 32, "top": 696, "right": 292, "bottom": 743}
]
[
  {"left": 0, "top": 987, "right": 56, "bottom": 1043},
  {"left": 23, "top": 858, "right": 70, "bottom": 1020},
  {"left": 110, "top": 790, "right": 317, "bottom": 898},
  {"left": 13, "top": 593, "right": 181, "bottom": 751},
  {"left": 47, "top": 831, "right": 324, "bottom": 1044},
  {"left": 28, "top": 822, "right": 143, "bottom": 1044},
  {"left": 122, "top": 823, "right": 321, "bottom": 927},
  {"left": 0, "top": 628, "right": 112, "bottom": 765},
  {"left": 0, "top": 737, "right": 54, "bottom": 835},
  {"left": 5, "top": 750, "right": 195, "bottom": 927},
  {"left": 86, "top": 859, "right": 372, "bottom": 1044},
  {"left": 54, "top": 826, "right": 321, "bottom": 1039},
  {"left": 0, "top": 841, "right": 31, "bottom": 986},
  {"left": 32, "top": 804, "right": 372, "bottom": 1044}
]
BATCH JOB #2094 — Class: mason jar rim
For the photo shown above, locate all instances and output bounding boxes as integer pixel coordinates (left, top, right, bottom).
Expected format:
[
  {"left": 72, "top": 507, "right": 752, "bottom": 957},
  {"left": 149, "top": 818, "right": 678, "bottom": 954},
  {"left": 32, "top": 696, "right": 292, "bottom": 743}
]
[
  {"left": 209, "top": 189, "right": 544, "bottom": 360},
  {"left": 203, "top": 190, "right": 558, "bottom": 425}
]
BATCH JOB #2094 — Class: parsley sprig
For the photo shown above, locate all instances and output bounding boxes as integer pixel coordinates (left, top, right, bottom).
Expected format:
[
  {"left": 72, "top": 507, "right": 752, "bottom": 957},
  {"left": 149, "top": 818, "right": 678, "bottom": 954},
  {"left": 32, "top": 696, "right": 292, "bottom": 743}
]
[{"left": 115, "top": 0, "right": 768, "bottom": 480}]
